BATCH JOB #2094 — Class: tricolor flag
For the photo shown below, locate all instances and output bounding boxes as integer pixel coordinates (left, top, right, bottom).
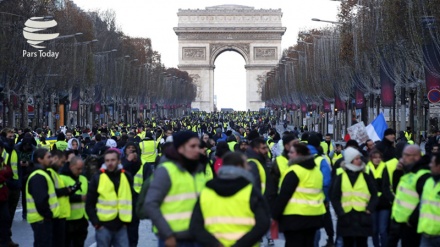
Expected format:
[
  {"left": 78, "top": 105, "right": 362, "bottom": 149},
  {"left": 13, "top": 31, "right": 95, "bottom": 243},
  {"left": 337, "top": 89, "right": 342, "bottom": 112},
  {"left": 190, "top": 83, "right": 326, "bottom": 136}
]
[{"left": 365, "top": 113, "right": 388, "bottom": 142}]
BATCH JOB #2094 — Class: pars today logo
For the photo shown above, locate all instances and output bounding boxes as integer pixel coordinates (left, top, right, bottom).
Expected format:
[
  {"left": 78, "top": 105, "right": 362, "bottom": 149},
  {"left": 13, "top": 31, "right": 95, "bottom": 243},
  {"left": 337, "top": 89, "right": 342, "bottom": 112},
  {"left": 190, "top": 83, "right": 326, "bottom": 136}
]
[{"left": 22, "top": 16, "right": 60, "bottom": 59}]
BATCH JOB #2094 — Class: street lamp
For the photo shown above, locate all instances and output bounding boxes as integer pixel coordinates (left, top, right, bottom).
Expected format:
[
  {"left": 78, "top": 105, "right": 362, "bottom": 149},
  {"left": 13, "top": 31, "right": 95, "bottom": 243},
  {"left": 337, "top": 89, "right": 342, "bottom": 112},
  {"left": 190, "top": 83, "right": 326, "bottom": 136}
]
[{"left": 311, "top": 18, "right": 343, "bottom": 25}]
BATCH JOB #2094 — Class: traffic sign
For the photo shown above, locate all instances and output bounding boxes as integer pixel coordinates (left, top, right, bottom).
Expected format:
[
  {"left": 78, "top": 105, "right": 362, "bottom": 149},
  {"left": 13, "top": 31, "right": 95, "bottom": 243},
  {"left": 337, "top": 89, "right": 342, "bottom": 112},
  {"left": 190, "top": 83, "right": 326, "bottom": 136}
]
[{"left": 428, "top": 89, "right": 440, "bottom": 103}]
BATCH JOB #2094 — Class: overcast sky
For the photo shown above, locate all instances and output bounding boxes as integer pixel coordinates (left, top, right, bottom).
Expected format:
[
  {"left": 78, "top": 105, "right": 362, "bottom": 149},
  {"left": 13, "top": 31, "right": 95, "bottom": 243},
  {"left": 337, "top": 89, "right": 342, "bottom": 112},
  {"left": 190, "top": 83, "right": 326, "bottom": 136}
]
[{"left": 73, "top": 0, "right": 340, "bottom": 110}]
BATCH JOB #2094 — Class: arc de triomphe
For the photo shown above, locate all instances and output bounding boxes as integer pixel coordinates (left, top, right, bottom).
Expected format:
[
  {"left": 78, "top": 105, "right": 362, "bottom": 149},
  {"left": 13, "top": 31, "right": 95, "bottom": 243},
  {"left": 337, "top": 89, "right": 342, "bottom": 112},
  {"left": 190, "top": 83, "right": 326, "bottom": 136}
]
[{"left": 174, "top": 5, "right": 286, "bottom": 112}]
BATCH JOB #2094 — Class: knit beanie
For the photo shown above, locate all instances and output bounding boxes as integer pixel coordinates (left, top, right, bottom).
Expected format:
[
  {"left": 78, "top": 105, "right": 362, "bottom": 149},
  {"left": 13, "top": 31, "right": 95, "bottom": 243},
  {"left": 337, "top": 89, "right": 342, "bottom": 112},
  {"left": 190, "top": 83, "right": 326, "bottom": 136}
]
[
  {"left": 344, "top": 147, "right": 361, "bottom": 164},
  {"left": 173, "top": 131, "right": 199, "bottom": 149}
]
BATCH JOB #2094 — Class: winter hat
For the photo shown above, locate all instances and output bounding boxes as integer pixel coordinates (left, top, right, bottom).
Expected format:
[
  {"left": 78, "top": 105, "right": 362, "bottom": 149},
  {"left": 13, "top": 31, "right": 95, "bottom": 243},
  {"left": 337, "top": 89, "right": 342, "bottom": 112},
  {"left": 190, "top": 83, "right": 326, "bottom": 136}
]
[
  {"left": 173, "top": 131, "right": 199, "bottom": 149},
  {"left": 384, "top": 128, "right": 396, "bottom": 137},
  {"left": 307, "top": 134, "right": 321, "bottom": 148},
  {"left": 106, "top": 139, "right": 117, "bottom": 148},
  {"left": 344, "top": 147, "right": 361, "bottom": 164}
]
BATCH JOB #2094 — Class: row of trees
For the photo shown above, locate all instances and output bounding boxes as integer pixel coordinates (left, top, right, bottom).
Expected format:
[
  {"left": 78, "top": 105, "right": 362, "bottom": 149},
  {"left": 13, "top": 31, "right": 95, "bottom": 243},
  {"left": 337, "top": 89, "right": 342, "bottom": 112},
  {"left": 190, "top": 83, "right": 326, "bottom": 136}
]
[
  {"left": 261, "top": 0, "right": 440, "bottom": 131},
  {"left": 0, "top": 0, "right": 196, "bottom": 127}
]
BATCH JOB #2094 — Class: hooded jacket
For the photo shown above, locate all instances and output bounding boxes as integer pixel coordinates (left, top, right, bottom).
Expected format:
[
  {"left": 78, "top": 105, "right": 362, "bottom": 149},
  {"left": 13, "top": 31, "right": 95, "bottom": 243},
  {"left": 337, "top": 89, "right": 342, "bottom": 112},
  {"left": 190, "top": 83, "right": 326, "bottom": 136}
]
[
  {"left": 330, "top": 161, "right": 378, "bottom": 237},
  {"left": 272, "top": 155, "right": 324, "bottom": 232},
  {"left": 190, "top": 166, "right": 270, "bottom": 247}
]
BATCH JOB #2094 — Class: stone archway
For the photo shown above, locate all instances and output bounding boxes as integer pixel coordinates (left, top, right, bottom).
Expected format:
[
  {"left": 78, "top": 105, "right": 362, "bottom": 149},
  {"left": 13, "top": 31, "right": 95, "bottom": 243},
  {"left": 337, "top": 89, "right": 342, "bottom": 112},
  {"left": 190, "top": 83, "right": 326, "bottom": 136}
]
[{"left": 175, "top": 4, "right": 286, "bottom": 112}]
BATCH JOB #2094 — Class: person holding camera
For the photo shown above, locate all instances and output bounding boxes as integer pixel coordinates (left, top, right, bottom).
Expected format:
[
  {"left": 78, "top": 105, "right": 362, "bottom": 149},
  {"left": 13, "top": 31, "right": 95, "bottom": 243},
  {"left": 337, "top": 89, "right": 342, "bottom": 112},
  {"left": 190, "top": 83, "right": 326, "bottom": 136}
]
[
  {"left": 60, "top": 156, "right": 89, "bottom": 247},
  {"left": 47, "top": 150, "right": 82, "bottom": 247}
]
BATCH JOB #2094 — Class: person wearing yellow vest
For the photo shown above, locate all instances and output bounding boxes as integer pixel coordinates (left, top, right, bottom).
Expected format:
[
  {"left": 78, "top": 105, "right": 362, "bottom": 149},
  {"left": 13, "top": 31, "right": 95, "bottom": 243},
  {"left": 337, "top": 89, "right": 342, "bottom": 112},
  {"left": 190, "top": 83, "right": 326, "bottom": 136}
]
[
  {"left": 404, "top": 127, "right": 413, "bottom": 142},
  {"left": 60, "top": 156, "right": 89, "bottom": 247},
  {"left": 26, "top": 148, "right": 61, "bottom": 247},
  {"left": 332, "top": 144, "right": 343, "bottom": 165},
  {"left": 246, "top": 137, "right": 275, "bottom": 245},
  {"left": 0, "top": 142, "right": 13, "bottom": 247},
  {"left": 417, "top": 152, "right": 440, "bottom": 246},
  {"left": 48, "top": 149, "right": 81, "bottom": 247},
  {"left": 199, "top": 141, "right": 215, "bottom": 181},
  {"left": 139, "top": 132, "right": 158, "bottom": 170},
  {"left": 226, "top": 135, "right": 238, "bottom": 152},
  {"left": 270, "top": 134, "right": 296, "bottom": 192},
  {"left": 123, "top": 141, "right": 148, "bottom": 247},
  {"left": 388, "top": 145, "right": 431, "bottom": 247},
  {"left": 190, "top": 152, "right": 270, "bottom": 247},
  {"left": 321, "top": 133, "right": 335, "bottom": 159},
  {"left": 86, "top": 149, "right": 134, "bottom": 247},
  {"left": 330, "top": 147, "right": 378, "bottom": 247},
  {"left": 367, "top": 150, "right": 392, "bottom": 247},
  {"left": 0, "top": 128, "right": 21, "bottom": 247},
  {"left": 272, "top": 143, "right": 325, "bottom": 247},
  {"left": 52, "top": 132, "right": 68, "bottom": 151},
  {"left": 245, "top": 138, "right": 269, "bottom": 194},
  {"left": 144, "top": 131, "right": 206, "bottom": 247}
]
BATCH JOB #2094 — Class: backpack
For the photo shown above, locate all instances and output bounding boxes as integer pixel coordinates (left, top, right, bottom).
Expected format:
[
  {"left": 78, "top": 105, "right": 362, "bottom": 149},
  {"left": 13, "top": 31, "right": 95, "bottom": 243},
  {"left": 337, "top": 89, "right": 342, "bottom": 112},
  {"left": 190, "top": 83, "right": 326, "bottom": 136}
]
[{"left": 135, "top": 175, "right": 153, "bottom": 219}]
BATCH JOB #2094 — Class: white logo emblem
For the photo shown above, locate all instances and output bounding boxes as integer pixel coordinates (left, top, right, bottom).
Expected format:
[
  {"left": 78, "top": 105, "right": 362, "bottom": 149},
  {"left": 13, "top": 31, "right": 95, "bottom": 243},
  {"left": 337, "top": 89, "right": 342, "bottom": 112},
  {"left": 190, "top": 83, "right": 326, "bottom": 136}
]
[{"left": 23, "top": 17, "right": 59, "bottom": 49}]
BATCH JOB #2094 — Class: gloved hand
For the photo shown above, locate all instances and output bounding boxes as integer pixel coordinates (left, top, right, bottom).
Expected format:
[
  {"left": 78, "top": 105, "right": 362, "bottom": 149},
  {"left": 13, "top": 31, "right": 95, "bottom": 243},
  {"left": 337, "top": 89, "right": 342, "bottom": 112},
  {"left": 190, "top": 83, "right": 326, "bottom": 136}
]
[{"left": 69, "top": 181, "right": 82, "bottom": 194}]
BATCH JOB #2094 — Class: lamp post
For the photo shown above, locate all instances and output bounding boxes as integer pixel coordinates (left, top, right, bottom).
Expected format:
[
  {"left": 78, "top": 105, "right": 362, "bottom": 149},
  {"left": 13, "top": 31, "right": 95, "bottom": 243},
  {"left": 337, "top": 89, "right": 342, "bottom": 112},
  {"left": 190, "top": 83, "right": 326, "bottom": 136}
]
[{"left": 311, "top": 18, "right": 343, "bottom": 25}]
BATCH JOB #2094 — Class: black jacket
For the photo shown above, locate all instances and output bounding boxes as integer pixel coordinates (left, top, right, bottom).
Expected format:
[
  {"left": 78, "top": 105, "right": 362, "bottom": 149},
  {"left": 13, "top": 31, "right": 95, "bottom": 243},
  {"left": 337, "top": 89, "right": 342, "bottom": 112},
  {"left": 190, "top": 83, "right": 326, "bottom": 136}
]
[
  {"left": 272, "top": 155, "right": 324, "bottom": 232},
  {"left": 190, "top": 176, "right": 270, "bottom": 247},
  {"left": 86, "top": 168, "right": 134, "bottom": 231},
  {"left": 330, "top": 166, "right": 378, "bottom": 237},
  {"left": 376, "top": 138, "right": 396, "bottom": 162},
  {"left": 27, "top": 165, "right": 54, "bottom": 220}
]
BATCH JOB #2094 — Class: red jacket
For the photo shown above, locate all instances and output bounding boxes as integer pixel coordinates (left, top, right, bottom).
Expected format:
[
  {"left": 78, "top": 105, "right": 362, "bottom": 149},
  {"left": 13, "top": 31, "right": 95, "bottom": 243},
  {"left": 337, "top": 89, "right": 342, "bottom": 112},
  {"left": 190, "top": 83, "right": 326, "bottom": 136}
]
[{"left": 0, "top": 164, "right": 12, "bottom": 201}]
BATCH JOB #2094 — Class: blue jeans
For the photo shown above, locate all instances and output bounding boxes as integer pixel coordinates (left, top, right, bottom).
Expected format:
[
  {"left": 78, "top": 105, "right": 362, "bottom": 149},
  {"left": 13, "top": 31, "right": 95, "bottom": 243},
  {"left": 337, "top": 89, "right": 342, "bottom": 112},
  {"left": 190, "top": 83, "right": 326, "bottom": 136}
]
[
  {"left": 372, "top": 209, "right": 390, "bottom": 247},
  {"left": 420, "top": 235, "right": 440, "bottom": 247},
  {"left": 95, "top": 226, "right": 129, "bottom": 247},
  {"left": 31, "top": 220, "right": 53, "bottom": 247},
  {"left": 158, "top": 239, "right": 201, "bottom": 247},
  {"left": 336, "top": 235, "right": 343, "bottom": 247}
]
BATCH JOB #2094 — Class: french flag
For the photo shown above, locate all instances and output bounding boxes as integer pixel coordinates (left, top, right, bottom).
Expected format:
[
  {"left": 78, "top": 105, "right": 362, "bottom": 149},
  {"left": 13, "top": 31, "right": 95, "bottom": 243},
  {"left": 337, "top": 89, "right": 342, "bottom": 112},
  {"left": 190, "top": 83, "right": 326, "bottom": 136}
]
[{"left": 365, "top": 113, "right": 388, "bottom": 142}]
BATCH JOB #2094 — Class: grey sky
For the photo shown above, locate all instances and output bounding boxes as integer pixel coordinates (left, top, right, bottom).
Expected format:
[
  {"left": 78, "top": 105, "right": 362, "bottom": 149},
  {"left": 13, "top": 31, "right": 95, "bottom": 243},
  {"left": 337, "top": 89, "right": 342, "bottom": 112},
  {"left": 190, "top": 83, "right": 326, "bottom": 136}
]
[{"left": 73, "top": 0, "right": 339, "bottom": 110}]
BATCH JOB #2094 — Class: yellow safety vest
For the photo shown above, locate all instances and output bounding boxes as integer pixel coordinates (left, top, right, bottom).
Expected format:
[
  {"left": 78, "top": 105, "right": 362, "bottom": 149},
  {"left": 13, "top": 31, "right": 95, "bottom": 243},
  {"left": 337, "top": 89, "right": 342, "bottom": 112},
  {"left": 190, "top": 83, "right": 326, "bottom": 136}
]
[
  {"left": 391, "top": 169, "right": 430, "bottom": 223},
  {"left": 341, "top": 171, "right": 371, "bottom": 213},
  {"left": 26, "top": 169, "right": 60, "bottom": 223},
  {"left": 199, "top": 184, "right": 258, "bottom": 247},
  {"left": 2, "top": 149, "right": 18, "bottom": 180},
  {"left": 247, "top": 158, "right": 266, "bottom": 194},
  {"left": 227, "top": 141, "right": 237, "bottom": 152},
  {"left": 205, "top": 163, "right": 214, "bottom": 181},
  {"left": 140, "top": 140, "right": 157, "bottom": 164},
  {"left": 367, "top": 161, "right": 386, "bottom": 197},
  {"left": 417, "top": 177, "right": 440, "bottom": 236},
  {"left": 404, "top": 131, "right": 412, "bottom": 141},
  {"left": 47, "top": 168, "right": 71, "bottom": 219},
  {"left": 60, "top": 174, "right": 88, "bottom": 220},
  {"left": 96, "top": 169, "right": 132, "bottom": 223},
  {"left": 280, "top": 164, "right": 325, "bottom": 216},
  {"left": 321, "top": 141, "right": 334, "bottom": 155},
  {"left": 275, "top": 155, "right": 289, "bottom": 177},
  {"left": 385, "top": 158, "right": 398, "bottom": 188},
  {"left": 154, "top": 161, "right": 206, "bottom": 234},
  {"left": 134, "top": 164, "right": 147, "bottom": 193},
  {"left": 332, "top": 153, "right": 343, "bottom": 165},
  {"left": 55, "top": 141, "right": 68, "bottom": 151}
]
